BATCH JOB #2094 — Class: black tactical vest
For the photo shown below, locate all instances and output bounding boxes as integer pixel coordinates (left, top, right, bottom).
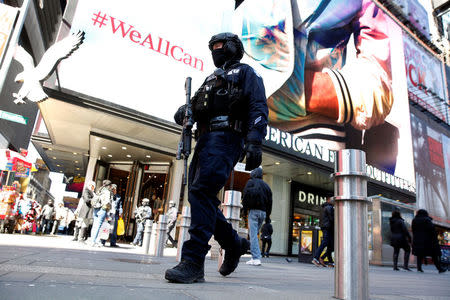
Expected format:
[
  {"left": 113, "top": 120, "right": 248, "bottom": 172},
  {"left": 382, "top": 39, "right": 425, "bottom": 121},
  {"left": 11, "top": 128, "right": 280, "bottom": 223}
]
[{"left": 190, "top": 64, "right": 245, "bottom": 124}]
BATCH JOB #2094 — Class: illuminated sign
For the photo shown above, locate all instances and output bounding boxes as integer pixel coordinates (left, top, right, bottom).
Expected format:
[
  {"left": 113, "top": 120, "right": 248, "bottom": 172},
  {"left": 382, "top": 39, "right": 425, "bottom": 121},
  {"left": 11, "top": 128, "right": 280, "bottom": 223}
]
[
  {"left": 265, "top": 125, "right": 416, "bottom": 193},
  {"left": 55, "top": 0, "right": 234, "bottom": 122}
]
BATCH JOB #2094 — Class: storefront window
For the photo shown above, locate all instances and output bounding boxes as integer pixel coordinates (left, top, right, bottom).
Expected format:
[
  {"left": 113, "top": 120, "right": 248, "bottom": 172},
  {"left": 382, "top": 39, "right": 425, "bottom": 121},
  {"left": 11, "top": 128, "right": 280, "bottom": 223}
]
[
  {"left": 436, "top": 227, "right": 450, "bottom": 270},
  {"left": 140, "top": 172, "right": 167, "bottom": 218},
  {"left": 291, "top": 212, "right": 320, "bottom": 255},
  {"left": 290, "top": 182, "right": 329, "bottom": 255},
  {"left": 380, "top": 202, "right": 414, "bottom": 247}
]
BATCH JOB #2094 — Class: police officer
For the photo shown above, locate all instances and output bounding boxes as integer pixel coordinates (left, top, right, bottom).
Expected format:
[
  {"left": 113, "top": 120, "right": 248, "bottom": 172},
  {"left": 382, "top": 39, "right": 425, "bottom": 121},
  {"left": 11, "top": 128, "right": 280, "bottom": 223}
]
[
  {"left": 165, "top": 32, "right": 268, "bottom": 283},
  {"left": 130, "top": 198, "right": 152, "bottom": 246}
]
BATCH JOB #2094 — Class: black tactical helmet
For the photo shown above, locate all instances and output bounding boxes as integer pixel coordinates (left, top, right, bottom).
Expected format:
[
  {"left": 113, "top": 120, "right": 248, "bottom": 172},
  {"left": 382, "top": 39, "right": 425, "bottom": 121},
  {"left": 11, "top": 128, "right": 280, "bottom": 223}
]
[{"left": 208, "top": 32, "right": 244, "bottom": 61}]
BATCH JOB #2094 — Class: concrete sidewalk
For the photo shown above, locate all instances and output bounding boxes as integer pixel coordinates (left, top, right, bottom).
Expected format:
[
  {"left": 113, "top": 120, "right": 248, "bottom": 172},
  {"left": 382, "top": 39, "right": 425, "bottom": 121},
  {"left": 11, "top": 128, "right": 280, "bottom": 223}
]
[{"left": 0, "top": 234, "right": 448, "bottom": 300}]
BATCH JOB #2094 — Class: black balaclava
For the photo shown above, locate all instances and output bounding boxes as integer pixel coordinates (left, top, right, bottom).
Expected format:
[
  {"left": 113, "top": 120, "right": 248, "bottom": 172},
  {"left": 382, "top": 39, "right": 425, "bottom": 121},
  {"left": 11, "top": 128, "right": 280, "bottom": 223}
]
[{"left": 212, "top": 48, "right": 228, "bottom": 68}]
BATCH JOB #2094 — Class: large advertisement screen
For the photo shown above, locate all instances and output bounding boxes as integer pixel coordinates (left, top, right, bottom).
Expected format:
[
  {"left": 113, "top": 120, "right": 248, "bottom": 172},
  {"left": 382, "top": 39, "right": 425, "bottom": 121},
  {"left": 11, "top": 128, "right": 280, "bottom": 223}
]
[
  {"left": 233, "top": 0, "right": 414, "bottom": 183},
  {"left": 410, "top": 112, "right": 449, "bottom": 223},
  {"left": 56, "top": 0, "right": 235, "bottom": 121},
  {"left": 56, "top": 0, "right": 415, "bottom": 184},
  {"left": 403, "top": 34, "right": 447, "bottom": 122}
]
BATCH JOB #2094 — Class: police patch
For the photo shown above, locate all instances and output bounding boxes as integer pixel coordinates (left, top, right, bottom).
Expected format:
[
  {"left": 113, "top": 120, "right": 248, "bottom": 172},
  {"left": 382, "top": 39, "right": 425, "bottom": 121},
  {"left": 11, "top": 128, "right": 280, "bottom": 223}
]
[{"left": 227, "top": 69, "right": 240, "bottom": 75}]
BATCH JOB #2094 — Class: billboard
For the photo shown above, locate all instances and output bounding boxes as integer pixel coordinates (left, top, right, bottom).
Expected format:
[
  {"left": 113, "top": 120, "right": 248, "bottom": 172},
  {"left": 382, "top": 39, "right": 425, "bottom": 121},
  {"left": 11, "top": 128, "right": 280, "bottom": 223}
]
[
  {"left": 410, "top": 111, "right": 449, "bottom": 223},
  {"left": 0, "top": 58, "right": 39, "bottom": 151},
  {"left": 233, "top": 0, "right": 414, "bottom": 183},
  {"left": 55, "top": 0, "right": 414, "bottom": 183},
  {"left": 56, "top": 0, "right": 235, "bottom": 122},
  {"left": 406, "top": 0, "right": 430, "bottom": 40},
  {"left": 404, "top": 34, "right": 447, "bottom": 122}
]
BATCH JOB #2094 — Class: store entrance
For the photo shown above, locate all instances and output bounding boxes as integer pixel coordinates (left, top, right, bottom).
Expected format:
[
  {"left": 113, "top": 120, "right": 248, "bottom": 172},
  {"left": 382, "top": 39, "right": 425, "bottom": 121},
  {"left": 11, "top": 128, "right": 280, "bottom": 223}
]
[
  {"left": 140, "top": 171, "right": 168, "bottom": 221},
  {"left": 108, "top": 167, "right": 129, "bottom": 206},
  {"left": 289, "top": 181, "right": 332, "bottom": 256}
]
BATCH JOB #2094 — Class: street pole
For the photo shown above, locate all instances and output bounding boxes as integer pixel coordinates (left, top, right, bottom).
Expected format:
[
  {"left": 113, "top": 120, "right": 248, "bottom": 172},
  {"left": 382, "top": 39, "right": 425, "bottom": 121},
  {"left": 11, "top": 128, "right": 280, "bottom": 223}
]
[{"left": 333, "top": 149, "right": 370, "bottom": 300}]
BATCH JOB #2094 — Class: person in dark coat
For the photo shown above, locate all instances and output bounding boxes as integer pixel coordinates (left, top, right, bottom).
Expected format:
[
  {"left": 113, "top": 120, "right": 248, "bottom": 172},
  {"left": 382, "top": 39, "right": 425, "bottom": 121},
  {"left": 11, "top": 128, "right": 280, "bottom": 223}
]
[
  {"left": 242, "top": 167, "right": 273, "bottom": 266},
  {"left": 312, "top": 197, "right": 334, "bottom": 267},
  {"left": 389, "top": 210, "right": 411, "bottom": 271},
  {"left": 412, "top": 209, "right": 446, "bottom": 273},
  {"left": 260, "top": 218, "right": 273, "bottom": 257}
]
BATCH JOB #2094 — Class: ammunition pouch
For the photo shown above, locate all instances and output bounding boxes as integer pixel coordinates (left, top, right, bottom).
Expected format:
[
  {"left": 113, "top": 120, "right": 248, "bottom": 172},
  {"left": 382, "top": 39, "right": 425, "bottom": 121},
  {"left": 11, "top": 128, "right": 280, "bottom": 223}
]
[{"left": 191, "top": 87, "right": 211, "bottom": 122}]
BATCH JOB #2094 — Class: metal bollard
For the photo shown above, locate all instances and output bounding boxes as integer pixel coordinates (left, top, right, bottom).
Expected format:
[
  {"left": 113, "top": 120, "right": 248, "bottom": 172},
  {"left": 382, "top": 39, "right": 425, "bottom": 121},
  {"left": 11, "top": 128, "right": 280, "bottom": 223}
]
[
  {"left": 221, "top": 190, "right": 242, "bottom": 231},
  {"left": 142, "top": 219, "right": 153, "bottom": 254},
  {"left": 176, "top": 206, "right": 191, "bottom": 262},
  {"left": 218, "top": 190, "right": 242, "bottom": 269},
  {"left": 332, "top": 149, "right": 370, "bottom": 300},
  {"left": 154, "top": 214, "right": 168, "bottom": 257},
  {"left": 149, "top": 221, "right": 158, "bottom": 255}
]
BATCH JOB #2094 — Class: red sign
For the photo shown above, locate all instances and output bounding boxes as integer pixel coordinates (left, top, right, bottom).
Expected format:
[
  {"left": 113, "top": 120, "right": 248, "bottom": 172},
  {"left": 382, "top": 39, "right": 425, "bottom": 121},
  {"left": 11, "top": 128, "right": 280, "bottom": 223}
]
[
  {"left": 19, "top": 148, "right": 28, "bottom": 157},
  {"left": 428, "top": 137, "right": 445, "bottom": 168}
]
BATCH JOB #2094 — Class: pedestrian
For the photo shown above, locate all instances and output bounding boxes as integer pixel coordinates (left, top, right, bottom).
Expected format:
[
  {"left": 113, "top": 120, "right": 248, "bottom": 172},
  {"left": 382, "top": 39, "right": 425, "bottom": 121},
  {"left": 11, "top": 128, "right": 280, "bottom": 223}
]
[
  {"left": 242, "top": 167, "right": 273, "bottom": 266},
  {"left": 130, "top": 198, "right": 152, "bottom": 246},
  {"left": 165, "top": 32, "right": 268, "bottom": 283},
  {"left": 89, "top": 179, "right": 112, "bottom": 247},
  {"left": 22, "top": 197, "right": 39, "bottom": 234},
  {"left": 51, "top": 202, "right": 65, "bottom": 235},
  {"left": 260, "top": 218, "right": 273, "bottom": 258},
  {"left": 412, "top": 209, "right": 446, "bottom": 273},
  {"left": 13, "top": 193, "right": 27, "bottom": 233},
  {"left": 312, "top": 197, "right": 334, "bottom": 267},
  {"left": 165, "top": 200, "right": 178, "bottom": 248},
  {"left": 108, "top": 184, "right": 123, "bottom": 247},
  {"left": 39, "top": 199, "right": 55, "bottom": 234},
  {"left": 73, "top": 181, "right": 95, "bottom": 242},
  {"left": 152, "top": 194, "right": 163, "bottom": 220},
  {"left": 389, "top": 209, "right": 411, "bottom": 271}
]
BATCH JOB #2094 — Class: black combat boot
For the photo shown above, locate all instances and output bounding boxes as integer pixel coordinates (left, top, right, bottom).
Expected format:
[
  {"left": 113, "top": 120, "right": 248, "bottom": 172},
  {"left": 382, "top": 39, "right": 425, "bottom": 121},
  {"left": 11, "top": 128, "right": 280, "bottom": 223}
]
[
  {"left": 165, "top": 259, "right": 205, "bottom": 283},
  {"left": 219, "top": 237, "right": 250, "bottom": 276}
]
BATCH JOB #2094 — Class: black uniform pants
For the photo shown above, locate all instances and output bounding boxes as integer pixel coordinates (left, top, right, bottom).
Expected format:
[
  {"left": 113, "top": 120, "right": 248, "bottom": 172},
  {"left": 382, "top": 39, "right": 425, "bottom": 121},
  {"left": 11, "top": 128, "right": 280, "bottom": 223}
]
[{"left": 181, "top": 131, "right": 244, "bottom": 265}]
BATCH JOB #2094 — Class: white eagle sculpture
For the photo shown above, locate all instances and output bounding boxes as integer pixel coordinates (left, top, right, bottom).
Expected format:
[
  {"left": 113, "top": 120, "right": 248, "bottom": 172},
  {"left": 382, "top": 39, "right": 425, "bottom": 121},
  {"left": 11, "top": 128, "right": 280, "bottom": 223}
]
[{"left": 12, "top": 31, "right": 85, "bottom": 104}]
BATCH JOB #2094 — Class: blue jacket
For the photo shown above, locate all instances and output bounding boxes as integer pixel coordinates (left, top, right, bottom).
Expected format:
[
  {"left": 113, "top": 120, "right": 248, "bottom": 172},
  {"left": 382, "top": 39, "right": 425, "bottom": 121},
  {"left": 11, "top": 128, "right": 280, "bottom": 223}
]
[{"left": 225, "top": 61, "right": 268, "bottom": 143}]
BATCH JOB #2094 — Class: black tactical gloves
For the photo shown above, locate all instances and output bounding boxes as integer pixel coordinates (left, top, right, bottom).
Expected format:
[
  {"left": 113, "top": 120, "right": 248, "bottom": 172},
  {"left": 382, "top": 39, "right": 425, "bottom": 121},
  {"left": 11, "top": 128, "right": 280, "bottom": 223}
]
[
  {"left": 243, "top": 142, "right": 262, "bottom": 171},
  {"left": 174, "top": 104, "right": 187, "bottom": 126}
]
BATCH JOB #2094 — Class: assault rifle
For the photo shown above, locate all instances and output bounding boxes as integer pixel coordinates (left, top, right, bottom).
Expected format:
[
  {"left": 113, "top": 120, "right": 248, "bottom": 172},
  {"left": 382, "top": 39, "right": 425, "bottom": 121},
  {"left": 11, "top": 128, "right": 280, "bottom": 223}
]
[{"left": 176, "top": 77, "right": 193, "bottom": 185}]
